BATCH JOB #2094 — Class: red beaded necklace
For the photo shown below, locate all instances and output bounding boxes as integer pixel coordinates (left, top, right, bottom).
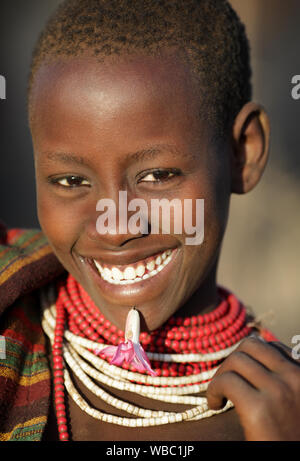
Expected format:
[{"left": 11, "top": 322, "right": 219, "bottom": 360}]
[{"left": 51, "top": 273, "right": 256, "bottom": 441}]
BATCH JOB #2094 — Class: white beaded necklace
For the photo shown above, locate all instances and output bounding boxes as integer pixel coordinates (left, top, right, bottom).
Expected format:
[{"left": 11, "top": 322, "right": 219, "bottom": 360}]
[{"left": 40, "top": 284, "right": 237, "bottom": 428}]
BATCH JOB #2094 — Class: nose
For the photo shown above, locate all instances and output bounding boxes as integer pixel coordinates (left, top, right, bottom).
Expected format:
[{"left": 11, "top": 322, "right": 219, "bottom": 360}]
[{"left": 85, "top": 190, "right": 150, "bottom": 248}]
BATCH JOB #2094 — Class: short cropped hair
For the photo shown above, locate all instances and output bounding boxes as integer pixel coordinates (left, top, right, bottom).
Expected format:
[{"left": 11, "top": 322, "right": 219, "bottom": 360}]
[{"left": 28, "top": 0, "right": 252, "bottom": 138}]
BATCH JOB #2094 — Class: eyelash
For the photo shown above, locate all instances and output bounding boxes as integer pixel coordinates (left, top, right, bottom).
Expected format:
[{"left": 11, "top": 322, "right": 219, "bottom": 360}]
[
  {"left": 137, "top": 169, "right": 181, "bottom": 184},
  {"left": 48, "top": 175, "right": 91, "bottom": 189},
  {"left": 48, "top": 169, "right": 181, "bottom": 190}
]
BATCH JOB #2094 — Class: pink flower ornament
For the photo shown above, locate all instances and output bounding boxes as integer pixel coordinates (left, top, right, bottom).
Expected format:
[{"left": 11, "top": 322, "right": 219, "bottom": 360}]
[{"left": 95, "top": 308, "right": 157, "bottom": 377}]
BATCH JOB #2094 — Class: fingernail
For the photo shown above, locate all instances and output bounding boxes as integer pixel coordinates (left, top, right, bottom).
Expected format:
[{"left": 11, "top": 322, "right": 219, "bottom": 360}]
[{"left": 249, "top": 333, "right": 266, "bottom": 342}]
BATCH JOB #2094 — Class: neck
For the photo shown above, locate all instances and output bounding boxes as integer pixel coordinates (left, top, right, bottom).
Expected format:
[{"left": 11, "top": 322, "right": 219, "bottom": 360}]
[{"left": 173, "top": 262, "right": 219, "bottom": 319}]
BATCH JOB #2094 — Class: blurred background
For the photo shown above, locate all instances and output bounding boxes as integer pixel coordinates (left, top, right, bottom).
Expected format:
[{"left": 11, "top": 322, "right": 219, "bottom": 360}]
[{"left": 0, "top": 1, "right": 299, "bottom": 344}]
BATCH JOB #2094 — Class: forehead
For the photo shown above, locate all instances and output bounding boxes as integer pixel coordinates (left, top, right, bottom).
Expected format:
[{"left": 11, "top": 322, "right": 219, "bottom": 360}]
[{"left": 30, "top": 51, "right": 207, "bottom": 156}]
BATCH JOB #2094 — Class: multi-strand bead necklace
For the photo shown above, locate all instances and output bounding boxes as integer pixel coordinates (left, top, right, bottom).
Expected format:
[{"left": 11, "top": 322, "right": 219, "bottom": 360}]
[{"left": 41, "top": 274, "right": 258, "bottom": 441}]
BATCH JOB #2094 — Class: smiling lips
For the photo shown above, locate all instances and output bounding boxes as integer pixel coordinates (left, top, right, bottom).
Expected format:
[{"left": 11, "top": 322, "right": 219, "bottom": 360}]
[{"left": 92, "top": 248, "right": 177, "bottom": 285}]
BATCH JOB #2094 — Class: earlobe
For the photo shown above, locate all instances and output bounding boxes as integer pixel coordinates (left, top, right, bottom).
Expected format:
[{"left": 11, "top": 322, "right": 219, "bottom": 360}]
[{"left": 230, "top": 102, "right": 270, "bottom": 194}]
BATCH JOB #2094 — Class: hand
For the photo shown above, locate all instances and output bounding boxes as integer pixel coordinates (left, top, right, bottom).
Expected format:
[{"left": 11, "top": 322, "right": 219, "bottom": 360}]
[{"left": 206, "top": 336, "right": 300, "bottom": 440}]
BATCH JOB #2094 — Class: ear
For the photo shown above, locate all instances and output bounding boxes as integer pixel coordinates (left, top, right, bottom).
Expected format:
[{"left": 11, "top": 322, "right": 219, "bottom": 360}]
[{"left": 230, "top": 102, "right": 270, "bottom": 194}]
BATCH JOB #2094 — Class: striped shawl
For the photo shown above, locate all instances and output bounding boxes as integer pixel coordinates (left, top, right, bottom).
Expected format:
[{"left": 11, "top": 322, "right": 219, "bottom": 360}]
[{"left": 0, "top": 222, "right": 64, "bottom": 441}]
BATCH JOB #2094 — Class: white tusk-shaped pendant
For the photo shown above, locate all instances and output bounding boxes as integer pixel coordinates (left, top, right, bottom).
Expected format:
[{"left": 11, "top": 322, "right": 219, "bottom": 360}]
[{"left": 125, "top": 307, "right": 140, "bottom": 343}]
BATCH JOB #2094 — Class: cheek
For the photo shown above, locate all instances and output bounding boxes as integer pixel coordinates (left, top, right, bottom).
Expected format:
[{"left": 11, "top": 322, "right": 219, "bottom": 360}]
[
  {"left": 184, "top": 174, "right": 229, "bottom": 236},
  {"left": 182, "top": 172, "right": 230, "bottom": 264},
  {"left": 36, "top": 188, "right": 86, "bottom": 255}
]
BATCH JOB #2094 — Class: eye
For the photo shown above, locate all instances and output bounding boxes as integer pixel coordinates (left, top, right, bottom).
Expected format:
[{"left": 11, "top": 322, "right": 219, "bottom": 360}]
[
  {"left": 138, "top": 169, "right": 180, "bottom": 184},
  {"left": 49, "top": 175, "right": 91, "bottom": 188}
]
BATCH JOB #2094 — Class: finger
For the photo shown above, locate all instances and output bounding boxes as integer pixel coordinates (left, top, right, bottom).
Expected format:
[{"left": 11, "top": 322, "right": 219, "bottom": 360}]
[
  {"left": 268, "top": 341, "right": 300, "bottom": 365},
  {"left": 233, "top": 336, "right": 293, "bottom": 373},
  {"left": 206, "top": 370, "right": 258, "bottom": 411},
  {"left": 212, "top": 350, "right": 278, "bottom": 390}
]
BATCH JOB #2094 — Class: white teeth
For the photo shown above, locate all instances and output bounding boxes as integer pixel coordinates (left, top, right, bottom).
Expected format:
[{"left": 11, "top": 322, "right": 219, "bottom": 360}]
[
  {"left": 146, "top": 260, "right": 155, "bottom": 272},
  {"left": 103, "top": 267, "right": 112, "bottom": 279},
  {"left": 111, "top": 267, "right": 123, "bottom": 281},
  {"left": 93, "top": 248, "right": 176, "bottom": 285},
  {"left": 94, "top": 260, "right": 103, "bottom": 273},
  {"left": 124, "top": 267, "right": 136, "bottom": 280},
  {"left": 164, "top": 255, "right": 171, "bottom": 265},
  {"left": 136, "top": 264, "right": 145, "bottom": 277},
  {"left": 155, "top": 255, "right": 162, "bottom": 266},
  {"left": 123, "top": 279, "right": 134, "bottom": 284}
]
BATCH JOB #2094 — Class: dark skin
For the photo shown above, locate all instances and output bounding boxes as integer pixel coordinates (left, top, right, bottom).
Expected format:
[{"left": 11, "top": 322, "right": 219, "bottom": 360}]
[{"left": 29, "top": 50, "right": 300, "bottom": 441}]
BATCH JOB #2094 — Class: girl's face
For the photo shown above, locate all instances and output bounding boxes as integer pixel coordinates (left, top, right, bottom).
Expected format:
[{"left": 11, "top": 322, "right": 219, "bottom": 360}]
[{"left": 30, "top": 52, "right": 231, "bottom": 332}]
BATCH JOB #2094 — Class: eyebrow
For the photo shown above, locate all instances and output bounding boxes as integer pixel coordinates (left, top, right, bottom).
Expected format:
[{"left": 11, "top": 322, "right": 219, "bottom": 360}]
[
  {"left": 43, "top": 151, "right": 89, "bottom": 166},
  {"left": 41, "top": 144, "right": 196, "bottom": 166}
]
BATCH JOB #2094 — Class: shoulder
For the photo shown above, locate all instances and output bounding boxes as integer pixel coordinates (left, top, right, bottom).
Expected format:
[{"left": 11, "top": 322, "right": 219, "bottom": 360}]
[{"left": 0, "top": 221, "right": 65, "bottom": 316}]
